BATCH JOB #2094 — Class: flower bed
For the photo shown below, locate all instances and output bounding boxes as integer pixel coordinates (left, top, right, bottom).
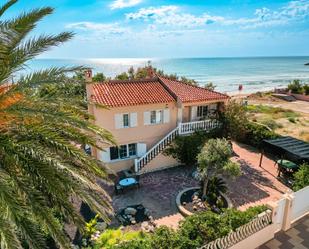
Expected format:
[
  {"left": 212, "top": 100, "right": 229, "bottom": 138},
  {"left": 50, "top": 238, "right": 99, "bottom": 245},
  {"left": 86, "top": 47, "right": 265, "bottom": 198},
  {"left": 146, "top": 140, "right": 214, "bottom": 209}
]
[{"left": 176, "top": 187, "right": 233, "bottom": 216}]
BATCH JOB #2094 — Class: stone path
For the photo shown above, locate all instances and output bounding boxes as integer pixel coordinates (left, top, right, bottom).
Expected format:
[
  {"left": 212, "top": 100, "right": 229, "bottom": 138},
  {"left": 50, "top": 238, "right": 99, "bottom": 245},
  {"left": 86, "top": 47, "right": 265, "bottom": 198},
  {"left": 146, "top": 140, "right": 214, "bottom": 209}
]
[{"left": 257, "top": 215, "right": 309, "bottom": 249}]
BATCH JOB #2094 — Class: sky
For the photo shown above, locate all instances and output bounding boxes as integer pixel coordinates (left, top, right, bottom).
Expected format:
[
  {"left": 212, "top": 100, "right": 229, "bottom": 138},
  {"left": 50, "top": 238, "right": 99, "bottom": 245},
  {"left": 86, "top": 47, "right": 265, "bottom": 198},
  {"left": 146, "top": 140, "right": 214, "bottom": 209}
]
[{"left": 4, "top": 0, "right": 309, "bottom": 58}]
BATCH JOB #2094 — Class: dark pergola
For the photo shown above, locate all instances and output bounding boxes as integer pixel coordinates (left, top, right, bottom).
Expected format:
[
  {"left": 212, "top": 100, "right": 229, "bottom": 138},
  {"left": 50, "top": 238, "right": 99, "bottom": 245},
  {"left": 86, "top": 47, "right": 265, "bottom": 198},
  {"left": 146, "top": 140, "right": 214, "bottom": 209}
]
[{"left": 259, "top": 136, "right": 309, "bottom": 167}]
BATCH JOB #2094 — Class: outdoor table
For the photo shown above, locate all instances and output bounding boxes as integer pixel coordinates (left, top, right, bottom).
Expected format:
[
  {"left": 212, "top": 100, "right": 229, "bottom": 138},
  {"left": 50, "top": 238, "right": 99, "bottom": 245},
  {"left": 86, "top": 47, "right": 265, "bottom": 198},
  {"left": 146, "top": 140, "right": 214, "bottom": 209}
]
[
  {"left": 276, "top": 159, "right": 298, "bottom": 177},
  {"left": 119, "top": 177, "right": 137, "bottom": 187}
]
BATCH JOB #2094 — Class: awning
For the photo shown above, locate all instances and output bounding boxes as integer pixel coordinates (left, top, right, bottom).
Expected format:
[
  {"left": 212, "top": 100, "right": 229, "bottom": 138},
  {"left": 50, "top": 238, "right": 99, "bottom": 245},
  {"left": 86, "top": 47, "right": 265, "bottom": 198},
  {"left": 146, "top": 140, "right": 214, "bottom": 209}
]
[{"left": 263, "top": 136, "right": 309, "bottom": 164}]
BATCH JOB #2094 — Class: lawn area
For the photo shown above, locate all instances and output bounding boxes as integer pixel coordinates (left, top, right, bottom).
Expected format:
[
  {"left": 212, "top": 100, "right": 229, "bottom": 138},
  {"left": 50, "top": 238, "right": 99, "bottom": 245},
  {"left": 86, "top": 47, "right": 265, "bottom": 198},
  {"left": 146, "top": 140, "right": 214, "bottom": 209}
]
[{"left": 246, "top": 104, "right": 309, "bottom": 142}]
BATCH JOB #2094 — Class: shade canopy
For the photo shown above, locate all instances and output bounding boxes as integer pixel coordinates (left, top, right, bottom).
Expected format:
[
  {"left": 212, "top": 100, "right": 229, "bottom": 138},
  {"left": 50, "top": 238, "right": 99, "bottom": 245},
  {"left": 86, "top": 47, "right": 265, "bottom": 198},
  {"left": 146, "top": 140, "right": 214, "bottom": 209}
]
[{"left": 263, "top": 136, "right": 309, "bottom": 164}]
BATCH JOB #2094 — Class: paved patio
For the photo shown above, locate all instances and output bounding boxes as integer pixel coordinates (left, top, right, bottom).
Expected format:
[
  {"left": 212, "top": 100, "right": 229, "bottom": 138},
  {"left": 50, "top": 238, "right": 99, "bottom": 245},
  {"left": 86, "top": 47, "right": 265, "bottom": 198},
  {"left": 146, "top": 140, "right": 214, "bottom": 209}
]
[
  {"left": 257, "top": 215, "right": 309, "bottom": 249},
  {"left": 108, "top": 142, "right": 290, "bottom": 227},
  {"left": 228, "top": 142, "right": 290, "bottom": 210}
]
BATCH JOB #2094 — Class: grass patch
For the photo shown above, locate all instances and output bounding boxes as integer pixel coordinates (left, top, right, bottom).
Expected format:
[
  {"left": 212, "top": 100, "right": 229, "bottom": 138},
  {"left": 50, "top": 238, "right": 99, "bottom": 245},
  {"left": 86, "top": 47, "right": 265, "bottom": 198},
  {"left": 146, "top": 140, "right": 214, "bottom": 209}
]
[
  {"left": 260, "top": 118, "right": 283, "bottom": 130},
  {"left": 288, "top": 117, "right": 297, "bottom": 123},
  {"left": 246, "top": 105, "right": 300, "bottom": 120}
]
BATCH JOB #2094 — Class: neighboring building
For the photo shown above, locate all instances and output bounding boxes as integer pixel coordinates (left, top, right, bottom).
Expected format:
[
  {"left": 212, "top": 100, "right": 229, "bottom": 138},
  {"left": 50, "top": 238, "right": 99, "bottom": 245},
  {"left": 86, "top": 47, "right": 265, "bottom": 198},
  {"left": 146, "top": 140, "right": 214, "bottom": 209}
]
[{"left": 86, "top": 70, "right": 229, "bottom": 173}]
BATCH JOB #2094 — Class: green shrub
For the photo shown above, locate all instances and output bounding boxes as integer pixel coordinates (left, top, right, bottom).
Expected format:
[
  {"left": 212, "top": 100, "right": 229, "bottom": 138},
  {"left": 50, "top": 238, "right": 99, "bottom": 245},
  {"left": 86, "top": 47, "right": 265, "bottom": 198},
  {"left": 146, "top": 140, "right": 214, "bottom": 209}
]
[
  {"left": 288, "top": 117, "right": 296, "bottom": 123},
  {"left": 260, "top": 118, "right": 282, "bottom": 130},
  {"left": 242, "top": 122, "right": 279, "bottom": 148},
  {"left": 288, "top": 79, "right": 304, "bottom": 94},
  {"left": 304, "top": 84, "right": 309, "bottom": 95},
  {"left": 164, "top": 129, "right": 222, "bottom": 166},
  {"left": 94, "top": 229, "right": 147, "bottom": 249},
  {"left": 293, "top": 164, "right": 309, "bottom": 191},
  {"left": 178, "top": 206, "right": 268, "bottom": 248},
  {"left": 94, "top": 206, "right": 268, "bottom": 249}
]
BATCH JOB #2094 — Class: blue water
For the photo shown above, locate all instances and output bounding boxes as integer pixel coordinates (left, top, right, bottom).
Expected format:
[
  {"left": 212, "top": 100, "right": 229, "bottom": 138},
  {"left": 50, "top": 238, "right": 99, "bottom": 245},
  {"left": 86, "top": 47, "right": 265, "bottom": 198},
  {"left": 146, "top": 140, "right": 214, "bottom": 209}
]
[{"left": 27, "top": 57, "right": 309, "bottom": 94}]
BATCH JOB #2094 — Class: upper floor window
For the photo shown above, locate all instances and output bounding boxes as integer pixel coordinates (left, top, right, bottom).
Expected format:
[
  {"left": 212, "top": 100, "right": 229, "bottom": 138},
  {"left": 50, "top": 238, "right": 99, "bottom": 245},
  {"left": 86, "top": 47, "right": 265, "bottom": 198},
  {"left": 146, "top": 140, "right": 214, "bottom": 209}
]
[
  {"left": 197, "top": 106, "right": 208, "bottom": 118},
  {"left": 145, "top": 109, "right": 169, "bottom": 125},
  {"left": 150, "top": 110, "right": 163, "bottom": 124},
  {"left": 115, "top": 113, "right": 137, "bottom": 129},
  {"left": 123, "top": 114, "right": 129, "bottom": 128}
]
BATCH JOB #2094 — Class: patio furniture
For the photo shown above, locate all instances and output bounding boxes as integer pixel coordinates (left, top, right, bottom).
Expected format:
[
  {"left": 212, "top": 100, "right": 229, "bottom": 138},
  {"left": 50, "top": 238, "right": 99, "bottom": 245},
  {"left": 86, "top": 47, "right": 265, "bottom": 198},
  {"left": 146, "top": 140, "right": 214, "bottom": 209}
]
[
  {"left": 115, "top": 176, "right": 140, "bottom": 194},
  {"left": 276, "top": 159, "right": 298, "bottom": 177},
  {"left": 116, "top": 204, "right": 150, "bottom": 226}
]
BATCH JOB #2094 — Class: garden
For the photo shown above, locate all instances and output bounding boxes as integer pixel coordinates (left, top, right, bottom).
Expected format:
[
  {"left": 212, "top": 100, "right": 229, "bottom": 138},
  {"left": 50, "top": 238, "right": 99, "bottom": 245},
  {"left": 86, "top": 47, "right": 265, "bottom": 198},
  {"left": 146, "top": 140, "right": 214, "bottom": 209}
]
[
  {"left": 83, "top": 206, "right": 268, "bottom": 249},
  {"left": 78, "top": 101, "right": 295, "bottom": 249}
]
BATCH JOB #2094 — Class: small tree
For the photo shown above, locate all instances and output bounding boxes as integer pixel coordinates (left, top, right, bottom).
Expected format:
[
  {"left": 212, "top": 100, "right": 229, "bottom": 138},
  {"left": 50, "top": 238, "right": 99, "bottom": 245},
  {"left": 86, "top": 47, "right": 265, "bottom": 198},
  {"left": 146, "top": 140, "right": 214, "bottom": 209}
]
[
  {"left": 221, "top": 100, "right": 249, "bottom": 140},
  {"left": 293, "top": 163, "right": 309, "bottom": 191},
  {"left": 93, "top": 72, "right": 106, "bottom": 82},
  {"left": 197, "top": 138, "right": 241, "bottom": 196},
  {"left": 204, "top": 82, "right": 216, "bottom": 91}
]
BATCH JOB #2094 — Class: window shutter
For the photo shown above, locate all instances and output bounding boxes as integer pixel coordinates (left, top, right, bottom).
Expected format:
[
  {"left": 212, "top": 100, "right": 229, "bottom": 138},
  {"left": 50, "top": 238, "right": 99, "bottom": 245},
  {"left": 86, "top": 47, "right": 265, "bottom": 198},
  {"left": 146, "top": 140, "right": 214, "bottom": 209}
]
[
  {"left": 163, "top": 109, "right": 170, "bottom": 123},
  {"left": 137, "top": 143, "right": 147, "bottom": 157},
  {"left": 144, "top": 111, "right": 150, "bottom": 125},
  {"left": 115, "top": 114, "right": 123, "bottom": 129},
  {"left": 191, "top": 106, "right": 197, "bottom": 121},
  {"left": 99, "top": 148, "right": 111, "bottom": 162},
  {"left": 130, "top": 112, "right": 138, "bottom": 127}
]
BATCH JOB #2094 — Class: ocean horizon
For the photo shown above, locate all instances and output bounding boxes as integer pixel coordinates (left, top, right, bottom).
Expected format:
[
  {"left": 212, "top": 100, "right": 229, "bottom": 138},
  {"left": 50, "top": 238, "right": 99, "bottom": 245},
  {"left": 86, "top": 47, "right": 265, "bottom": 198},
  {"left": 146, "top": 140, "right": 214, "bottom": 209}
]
[{"left": 27, "top": 56, "right": 309, "bottom": 94}]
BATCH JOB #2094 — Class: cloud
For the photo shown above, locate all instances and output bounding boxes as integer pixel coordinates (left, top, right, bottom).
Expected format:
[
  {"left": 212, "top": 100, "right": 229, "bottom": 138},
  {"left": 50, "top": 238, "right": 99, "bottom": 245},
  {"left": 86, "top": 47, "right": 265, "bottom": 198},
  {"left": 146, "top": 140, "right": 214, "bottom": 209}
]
[
  {"left": 126, "top": 0, "right": 309, "bottom": 28},
  {"left": 110, "top": 0, "right": 142, "bottom": 10},
  {"left": 66, "top": 22, "right": 129, "bottom": 36},
  {"left": 126, "top": 5, "right": 224, "bottom": 27}
]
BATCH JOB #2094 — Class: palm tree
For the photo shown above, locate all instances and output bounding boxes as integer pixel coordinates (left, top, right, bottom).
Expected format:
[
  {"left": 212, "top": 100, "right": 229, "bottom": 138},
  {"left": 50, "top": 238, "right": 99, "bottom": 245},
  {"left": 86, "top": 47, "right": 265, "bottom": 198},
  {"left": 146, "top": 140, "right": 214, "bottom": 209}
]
[{"left": 0, "top": 1, "right": 115, "bottom": 248}]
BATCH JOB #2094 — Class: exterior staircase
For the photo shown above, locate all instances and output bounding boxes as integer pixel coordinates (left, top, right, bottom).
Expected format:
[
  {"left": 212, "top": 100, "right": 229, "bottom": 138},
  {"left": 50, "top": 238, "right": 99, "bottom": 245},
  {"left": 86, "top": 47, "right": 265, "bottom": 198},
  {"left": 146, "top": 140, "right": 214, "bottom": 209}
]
[{"left": 134, "top": 119, "right": 220, "bottom": 173}]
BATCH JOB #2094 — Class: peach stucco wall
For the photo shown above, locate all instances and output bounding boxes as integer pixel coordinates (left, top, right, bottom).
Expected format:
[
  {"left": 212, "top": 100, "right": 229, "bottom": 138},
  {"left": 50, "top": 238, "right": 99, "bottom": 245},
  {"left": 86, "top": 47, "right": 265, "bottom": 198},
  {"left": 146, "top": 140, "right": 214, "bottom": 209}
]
[
  {"left": 93, "top": 102, "right": 178, "bottom": 148},
  {"left": 140, "top": 153, "right": 179, "bottom": 174},
  {"left": 91, "top": 101, "right": 178, "bottom": 172}
]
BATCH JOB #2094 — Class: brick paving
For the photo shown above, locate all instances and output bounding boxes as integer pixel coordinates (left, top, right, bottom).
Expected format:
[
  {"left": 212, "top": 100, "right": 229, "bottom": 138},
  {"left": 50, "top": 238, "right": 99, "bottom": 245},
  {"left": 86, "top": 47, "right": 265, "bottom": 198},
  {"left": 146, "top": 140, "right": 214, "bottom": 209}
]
[
  {"left": 106, "top": 142, "right": 290, "bottom": 228},
  {"left": 257, "top": 215, "right": 309, "bottom": 249},
  {"left": 228, "top": 142, "right": 290, "bottom": 210}
]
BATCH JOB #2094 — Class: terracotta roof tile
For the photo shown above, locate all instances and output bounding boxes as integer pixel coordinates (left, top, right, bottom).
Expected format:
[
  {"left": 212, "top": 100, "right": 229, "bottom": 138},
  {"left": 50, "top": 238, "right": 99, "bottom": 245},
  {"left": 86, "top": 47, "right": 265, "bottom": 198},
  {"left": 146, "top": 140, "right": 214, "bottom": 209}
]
[
  {"left": 91, "top": 76, "right": 229, "bottom": 107},
  {"left": 91, "top": 78, "right": 175, "bottom": 107},
  {"left": 158, "top": 76, "right": 229, "bottom": 103}
]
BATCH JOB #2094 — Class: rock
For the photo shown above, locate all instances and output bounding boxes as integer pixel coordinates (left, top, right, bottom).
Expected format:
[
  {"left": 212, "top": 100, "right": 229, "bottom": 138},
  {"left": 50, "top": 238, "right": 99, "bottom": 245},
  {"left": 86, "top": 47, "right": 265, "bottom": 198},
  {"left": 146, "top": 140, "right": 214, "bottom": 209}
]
[
  {"left": 124, "top": 207, "right": 137, "bottom": 215},
  {"left": 95, "top": 222, "right": 107, "bottom": 231},
  {"left": 193, "top": 205, "right": 197, "bottom": 211},
  {"left": 144, "top": 209, "right": 151, "bottom": 217}
]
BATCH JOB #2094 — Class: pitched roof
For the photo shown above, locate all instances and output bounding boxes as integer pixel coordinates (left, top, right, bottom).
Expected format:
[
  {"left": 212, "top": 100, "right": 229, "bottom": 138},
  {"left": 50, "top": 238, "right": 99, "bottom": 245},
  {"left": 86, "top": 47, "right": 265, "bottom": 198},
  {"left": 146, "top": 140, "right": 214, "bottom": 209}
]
[
  {"left": 92, "top": 78, "right": 175, "bottom": 107},
  {"left": 158, "top": 76, "right": 229, "bottom": 103},
  {"left": 91, "top": 76, "right": 229, "bottom": 107}
]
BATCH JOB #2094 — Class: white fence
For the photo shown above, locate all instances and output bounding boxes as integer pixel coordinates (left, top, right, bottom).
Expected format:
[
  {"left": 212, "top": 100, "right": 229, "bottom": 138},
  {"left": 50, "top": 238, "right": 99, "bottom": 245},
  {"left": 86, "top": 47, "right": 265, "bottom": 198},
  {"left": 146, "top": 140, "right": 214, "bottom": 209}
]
[
  {"left": 274, "top": 198, "right": 286, "bottom": 232},
  {"left": 198, "top": 186, "right": 309, "bottom": 249},
  {"left": 292, "top": 186, "right": 309, "bottom": 222}
]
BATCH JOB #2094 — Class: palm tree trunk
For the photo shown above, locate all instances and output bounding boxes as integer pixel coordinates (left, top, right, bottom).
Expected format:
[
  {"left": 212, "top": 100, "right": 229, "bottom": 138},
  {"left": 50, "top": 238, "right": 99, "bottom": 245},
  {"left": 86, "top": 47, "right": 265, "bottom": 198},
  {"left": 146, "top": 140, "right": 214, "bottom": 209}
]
[{"left": 203, "top": 177, "right": 208, "bottom": 197}]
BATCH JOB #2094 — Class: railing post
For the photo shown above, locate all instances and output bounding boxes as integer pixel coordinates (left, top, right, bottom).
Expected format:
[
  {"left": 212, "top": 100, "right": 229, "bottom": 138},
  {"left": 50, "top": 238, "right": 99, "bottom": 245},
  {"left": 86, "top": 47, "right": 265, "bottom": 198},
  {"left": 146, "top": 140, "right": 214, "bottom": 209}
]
[
  {"left": 134, "top": 159, "right": 139, "bottom": 173},
  {"left": 282, "top": 193, "right": 295, "bottom": 231},
  {"left": 178, "top": 123, "right": 182, "bottom": 134}
]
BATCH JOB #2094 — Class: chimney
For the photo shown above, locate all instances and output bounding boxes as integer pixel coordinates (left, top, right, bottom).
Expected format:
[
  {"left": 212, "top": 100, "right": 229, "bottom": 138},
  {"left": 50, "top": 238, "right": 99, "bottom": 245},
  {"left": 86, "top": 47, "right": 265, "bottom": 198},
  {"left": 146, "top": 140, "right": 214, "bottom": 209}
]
[
  {"left": 84, "top": 69, "right": 93, "bottom": 83},
  {"left": 147, "top": 66, "right": 155, "bottom": 78}
]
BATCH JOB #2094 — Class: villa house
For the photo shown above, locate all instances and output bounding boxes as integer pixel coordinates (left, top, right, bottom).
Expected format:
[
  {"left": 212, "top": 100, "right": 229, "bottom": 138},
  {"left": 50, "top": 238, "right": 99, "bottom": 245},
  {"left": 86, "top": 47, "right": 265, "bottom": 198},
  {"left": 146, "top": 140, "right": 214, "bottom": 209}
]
[{"left": 86, "top": 70, "right": 229, "bottom": 174}]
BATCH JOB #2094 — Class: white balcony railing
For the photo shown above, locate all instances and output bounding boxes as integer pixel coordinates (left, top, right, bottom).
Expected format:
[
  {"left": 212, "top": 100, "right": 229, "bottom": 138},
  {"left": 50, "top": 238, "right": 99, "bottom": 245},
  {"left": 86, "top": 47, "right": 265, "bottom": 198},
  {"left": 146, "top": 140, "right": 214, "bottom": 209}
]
[{"left": 134, "top": 119, "right": 220, "bottom": 172}]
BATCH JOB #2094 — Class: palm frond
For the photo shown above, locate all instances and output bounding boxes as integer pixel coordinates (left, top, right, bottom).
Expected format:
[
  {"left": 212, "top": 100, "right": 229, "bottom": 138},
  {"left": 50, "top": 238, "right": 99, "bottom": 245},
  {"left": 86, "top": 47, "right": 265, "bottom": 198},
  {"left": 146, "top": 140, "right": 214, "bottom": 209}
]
[{"left": 0, "top": 0, "right": 17, "bottom": 17}]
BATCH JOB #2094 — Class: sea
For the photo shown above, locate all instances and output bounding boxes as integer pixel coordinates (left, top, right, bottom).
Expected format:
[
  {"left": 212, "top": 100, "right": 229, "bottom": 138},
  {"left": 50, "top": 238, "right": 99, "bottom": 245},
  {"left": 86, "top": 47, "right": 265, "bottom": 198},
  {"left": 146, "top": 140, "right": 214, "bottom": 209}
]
[{"left": 26, "top": 56, "right": 309, "bottom": 94}]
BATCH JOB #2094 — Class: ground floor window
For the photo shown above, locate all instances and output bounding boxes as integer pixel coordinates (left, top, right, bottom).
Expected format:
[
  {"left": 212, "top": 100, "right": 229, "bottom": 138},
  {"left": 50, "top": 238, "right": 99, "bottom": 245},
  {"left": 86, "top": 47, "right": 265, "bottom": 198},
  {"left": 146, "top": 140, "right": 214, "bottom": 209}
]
[
  {"left": 197, "top": 105, "right": 208, "bottom": 118},
  {"left": 110, "top": 143, "right": 137, "bottom": 161}
]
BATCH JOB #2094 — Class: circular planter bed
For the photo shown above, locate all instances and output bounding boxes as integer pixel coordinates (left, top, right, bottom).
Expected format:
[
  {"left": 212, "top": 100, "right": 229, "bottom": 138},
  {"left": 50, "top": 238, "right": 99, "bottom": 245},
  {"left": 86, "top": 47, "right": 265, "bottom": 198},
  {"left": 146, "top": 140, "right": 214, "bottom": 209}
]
[{"left": 176, "top": 187, "right": 233, "bottom": 217}]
